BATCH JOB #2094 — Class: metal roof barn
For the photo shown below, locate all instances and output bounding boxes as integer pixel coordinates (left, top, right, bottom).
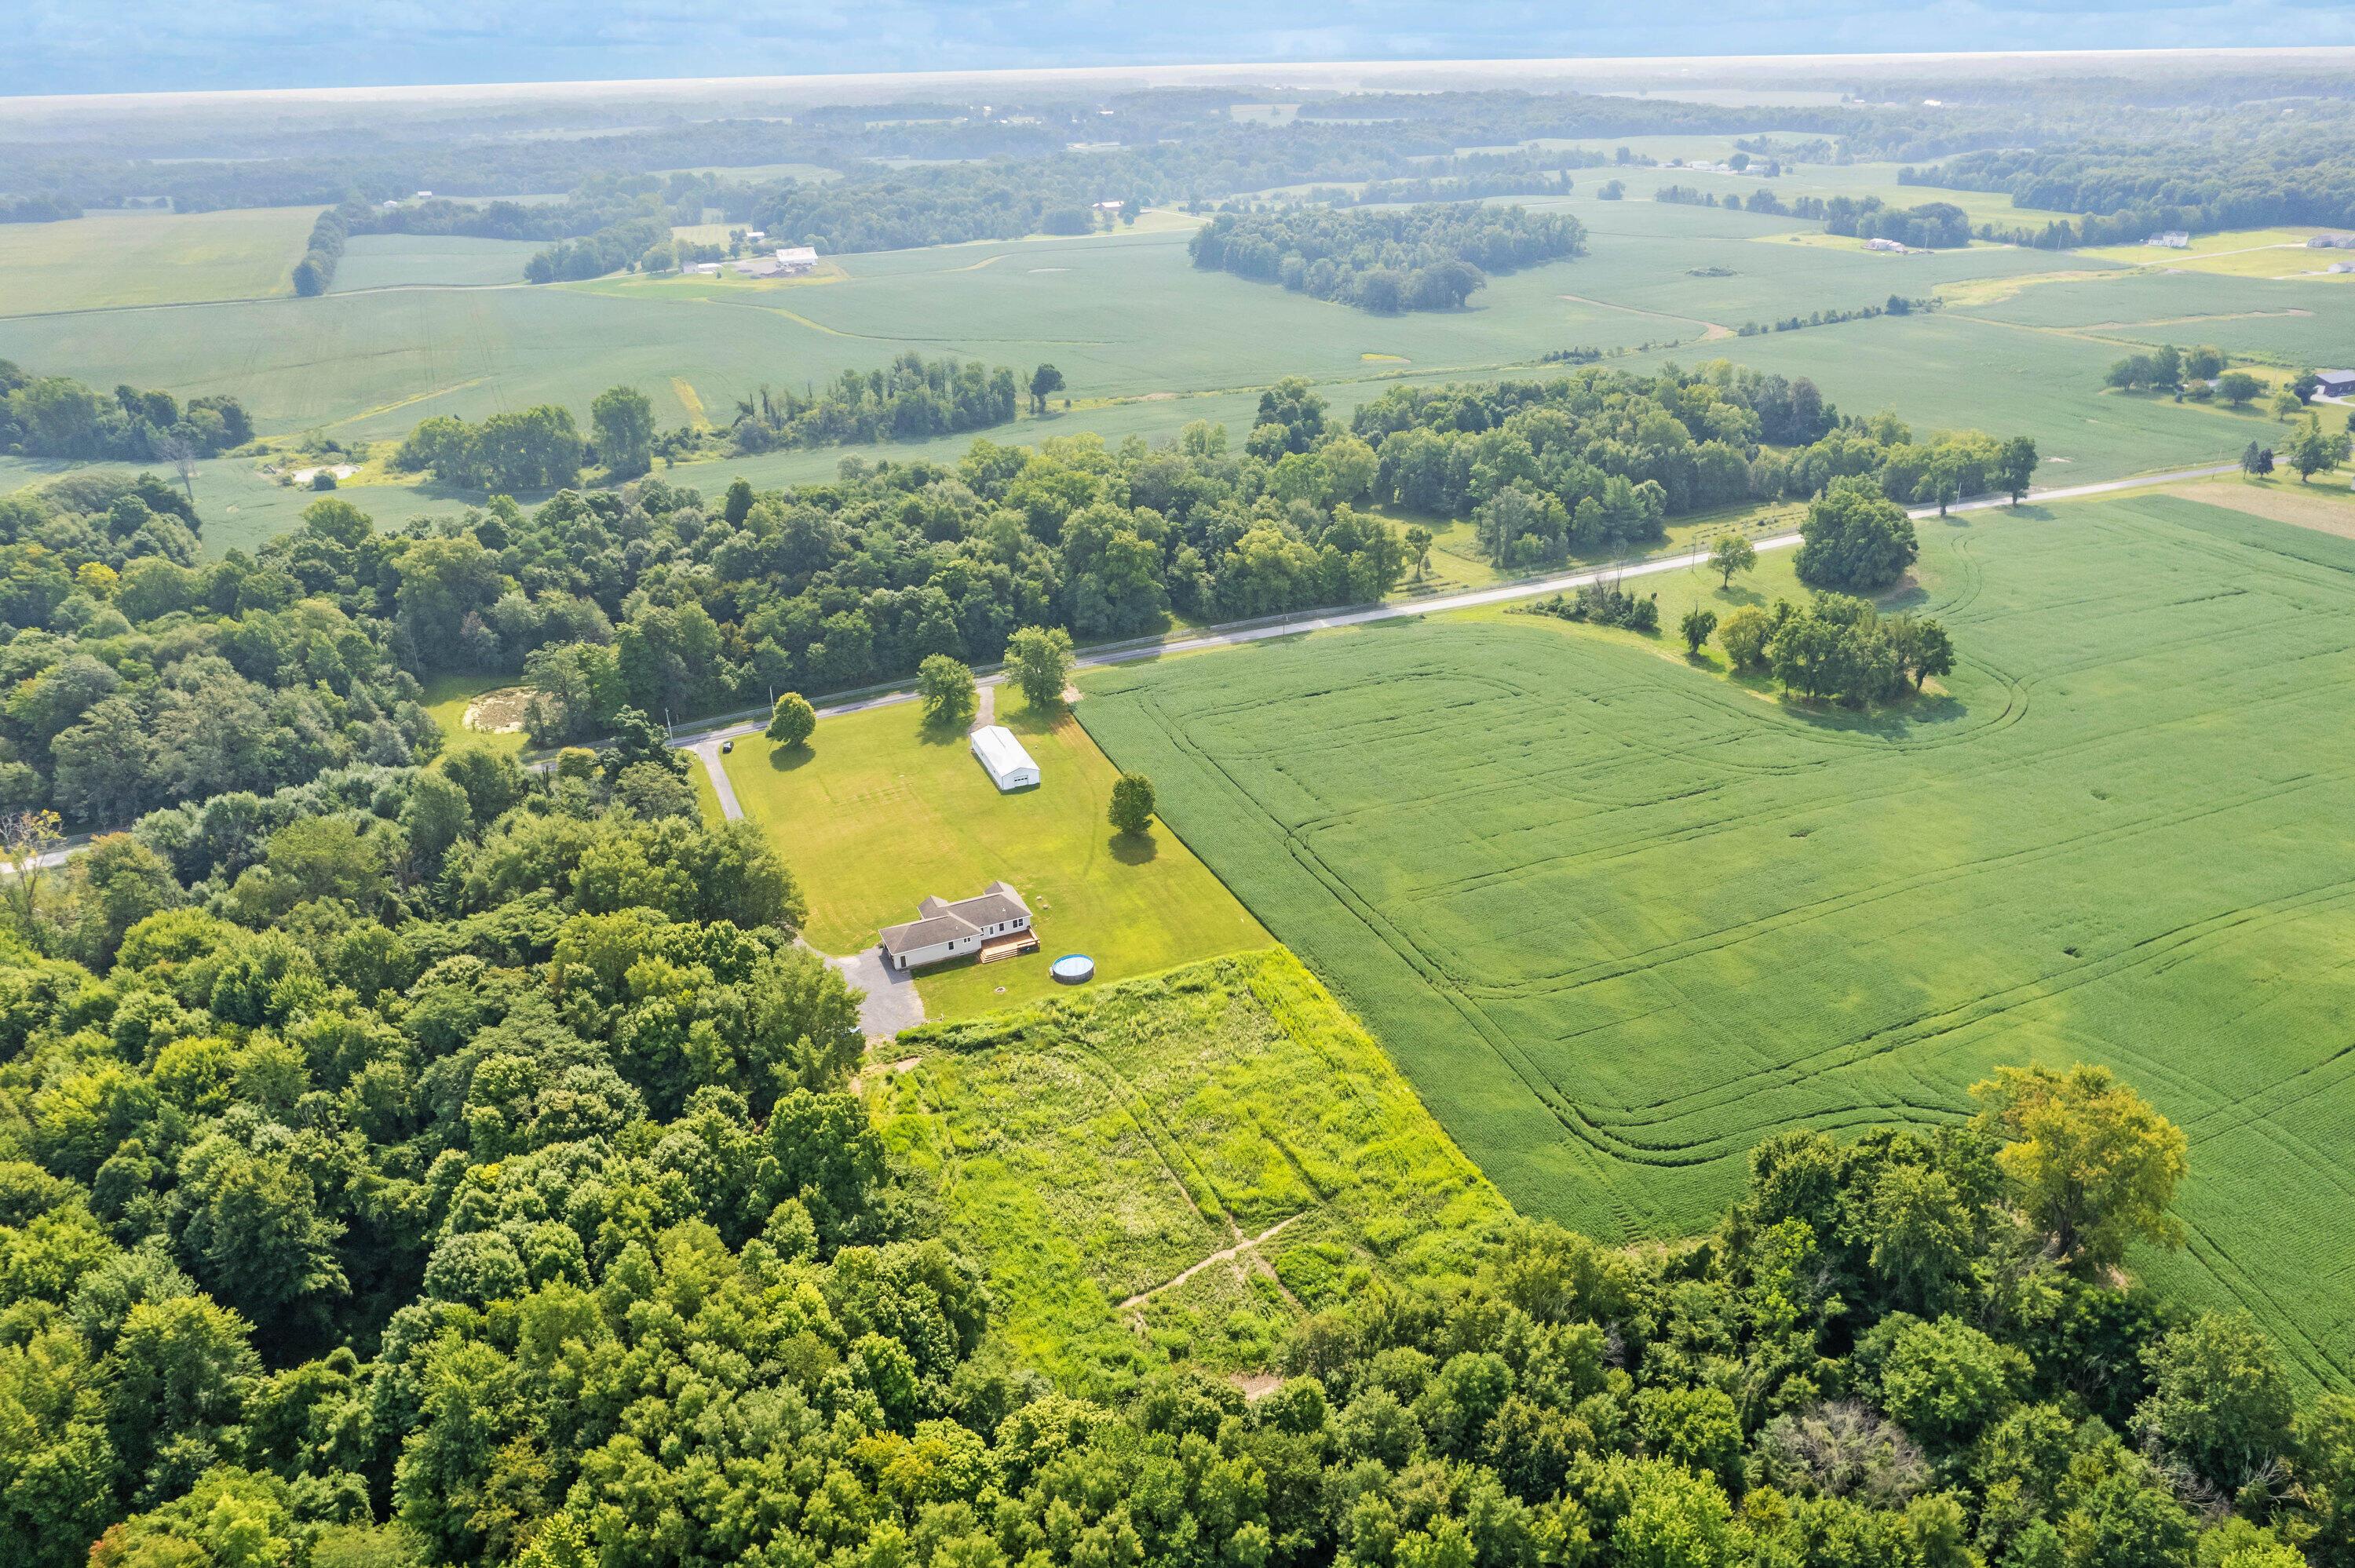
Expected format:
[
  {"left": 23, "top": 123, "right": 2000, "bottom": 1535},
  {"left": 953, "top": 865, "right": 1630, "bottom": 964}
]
[{"left": 969, "top": 724, "right": 1040, "bottom": 791}]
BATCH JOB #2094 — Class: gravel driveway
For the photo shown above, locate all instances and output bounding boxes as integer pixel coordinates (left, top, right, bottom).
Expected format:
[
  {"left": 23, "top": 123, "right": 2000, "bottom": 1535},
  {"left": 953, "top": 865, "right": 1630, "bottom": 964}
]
[{"left": 830, "top": 945, "right": 926, "bottom": 1041}]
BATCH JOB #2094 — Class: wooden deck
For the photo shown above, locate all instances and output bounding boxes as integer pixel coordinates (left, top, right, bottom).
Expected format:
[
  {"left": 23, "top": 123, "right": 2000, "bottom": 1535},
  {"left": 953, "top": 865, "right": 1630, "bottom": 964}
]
[{"left": 979, "top": 932, "right": 1041, "bottom": 965}]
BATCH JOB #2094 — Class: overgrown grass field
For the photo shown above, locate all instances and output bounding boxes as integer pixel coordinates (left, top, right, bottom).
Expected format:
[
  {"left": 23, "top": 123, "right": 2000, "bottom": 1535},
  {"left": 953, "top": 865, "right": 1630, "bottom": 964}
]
[
  {"left": 718, "top": 691, "right": 1268, "bottom": 1019},
  {"left": 1079, "top": 494, "right": 2355, "bottom": 1387},
  {"left": 870, "top": 947, "right": 1514, "bottom": 1393}
]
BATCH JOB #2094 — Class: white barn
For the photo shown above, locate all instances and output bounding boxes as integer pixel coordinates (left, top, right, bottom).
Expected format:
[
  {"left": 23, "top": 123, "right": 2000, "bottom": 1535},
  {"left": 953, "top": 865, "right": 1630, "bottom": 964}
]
[{"left": 970, "top": 725, "right": 1040, "bottom": 791}]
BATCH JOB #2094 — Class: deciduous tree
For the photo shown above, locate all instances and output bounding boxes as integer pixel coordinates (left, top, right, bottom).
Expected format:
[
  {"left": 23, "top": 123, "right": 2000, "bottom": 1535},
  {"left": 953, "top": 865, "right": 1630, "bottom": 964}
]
[
  {"left": 1109, "top": 771, "right": 1156, "bottom": 837},
  {"left": 1970, "top": 1063, "right": 2187, "bottom": 1278}
]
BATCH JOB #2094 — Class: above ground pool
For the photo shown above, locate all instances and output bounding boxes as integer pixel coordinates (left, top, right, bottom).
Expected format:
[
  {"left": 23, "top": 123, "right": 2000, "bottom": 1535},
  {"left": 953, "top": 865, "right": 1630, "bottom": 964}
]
[{"left": 1050, "top": 954, "right": 1095, "bottom": 984}]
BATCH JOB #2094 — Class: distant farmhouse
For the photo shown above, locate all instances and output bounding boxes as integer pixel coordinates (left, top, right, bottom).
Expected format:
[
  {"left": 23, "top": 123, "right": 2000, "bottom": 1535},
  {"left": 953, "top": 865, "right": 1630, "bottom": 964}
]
[
  {"left": 2147, "top": 231, "right": 2192, "bottom": 249},
  {"left": 877, "top": 883, "right": 1037, "bottom": 971},
  {"left": 731, "top": 245, "right": 821, "bottom": 279},
  {"left": 970, "top": 725, "right": 1040, "bottom": 791},
  {"left": 1864, "top": 237, "right": 1909, "bottom": 253},
  {"left": 2315, "top": 369, "right": 2355, "bottom": 398}
]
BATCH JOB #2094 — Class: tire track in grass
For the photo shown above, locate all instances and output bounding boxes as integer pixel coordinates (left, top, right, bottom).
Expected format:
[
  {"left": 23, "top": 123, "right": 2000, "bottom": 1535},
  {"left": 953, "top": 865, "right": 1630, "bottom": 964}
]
[
  {"left": 1130, "top": 687, "right": 1656, "bottom": 1235},
  {"left": 1567, "top": 880, "right": 2355, "bottom": 1161}
]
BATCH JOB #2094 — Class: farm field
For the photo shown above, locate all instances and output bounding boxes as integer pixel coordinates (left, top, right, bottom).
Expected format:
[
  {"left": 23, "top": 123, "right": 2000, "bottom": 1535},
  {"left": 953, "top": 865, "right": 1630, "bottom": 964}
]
[
  {"left": 1078, "top": 494, "right": 2355, "bottom": 1387},
  {"left": 2, "top": 185, "right": 2328, "bottom": 554},
  {"left": 871, "top": 947, "right": 1513, "bottom": 1394},
  {"left": 718, "top": 691, "right": 1268, "bottom": 1019},
  {"left": 1626, "top": 310, "right": 2271, "bottom": 478},
  {"left": 1945, "top": 268, "right": 2355, "bottom": 364},
  {"left": 327, "top": 233, "right": 547, "bottom": 291},
  {"left": 0, "top": 205, "right": 316, "bottom": 315}
]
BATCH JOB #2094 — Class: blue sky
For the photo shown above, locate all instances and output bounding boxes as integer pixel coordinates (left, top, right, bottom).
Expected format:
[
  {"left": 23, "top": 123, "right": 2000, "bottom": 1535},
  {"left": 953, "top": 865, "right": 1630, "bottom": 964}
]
[{"left": 8, "top": 0, "right": 2353, "bottom": 97}]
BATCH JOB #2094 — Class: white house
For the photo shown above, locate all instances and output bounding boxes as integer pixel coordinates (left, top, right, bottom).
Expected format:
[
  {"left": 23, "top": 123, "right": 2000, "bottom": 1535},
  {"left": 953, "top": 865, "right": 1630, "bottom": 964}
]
[
  {"left": 2148, "top": 231, "right": 2191, "bottom": 249},
  {"left": 775, "top": 245, "right": 820, "bottom": 275},
  {"left": 970, "top": 725, "right": 1040, "bottom": 791},
  {"left": 877, "top": 882, "right": 1035, "bottom": 971},
  {"left": 1865, "top": 237, "right": 1908, "bottom": 253}
]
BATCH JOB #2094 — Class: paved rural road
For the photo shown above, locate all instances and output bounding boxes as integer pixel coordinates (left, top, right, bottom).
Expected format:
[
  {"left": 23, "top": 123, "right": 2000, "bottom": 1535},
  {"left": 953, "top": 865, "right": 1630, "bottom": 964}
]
[
  {"left": 666, "top": 462, "right": 2241, "bottom": 746},
  {"left": 1, "top": 462, "right": 2240, "bottom": 884}
]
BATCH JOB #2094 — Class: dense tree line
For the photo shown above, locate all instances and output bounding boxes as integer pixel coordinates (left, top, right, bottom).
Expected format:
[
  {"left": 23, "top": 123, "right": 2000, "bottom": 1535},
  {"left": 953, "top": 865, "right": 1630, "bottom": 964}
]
[
  {"left": 3, "top": 792, "right": 2350, "bottom": 1568},
  {"left": 1294, "top": 169, "right": 1585, "bottom": 207},
  {"left": 1, "top": 363, "right": 254, "bottom": 465},
  {"left": 290, "top": 206, "right": 351, "bottom": 296},
  {"left": 393, "top": 407, "right": 587, "bottom": 493},
  {"left": 0, "top": 480, "right": 436, "bottom": 826},
  {"left": 1188, "top": 203, "right": 1586, "bottom": 313},
  {"left": 1345, "top": 367, "right": 2033, "bottom": 571},
  {"left": 0, "top": 192, "right": 82, "bottom": 222},
  {"left": 1909, "top": 125, "right": 2355, "bottom": 244},
  {"left": 1824, "top": 197, "right": 1973, "bottom": 248},
  {"left": 719, "top": 355, "right": 1024, "bottom": 454},
  {"left": 217, "top": 386, "right": 1410, "bottom": 749}
]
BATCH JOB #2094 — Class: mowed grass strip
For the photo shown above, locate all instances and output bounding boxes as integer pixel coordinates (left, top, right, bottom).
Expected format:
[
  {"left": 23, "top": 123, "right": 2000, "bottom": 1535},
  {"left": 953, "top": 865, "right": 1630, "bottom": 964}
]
[
  {"left": 870, "top": 947, "right": 1515, "bottom": 1394},
  {"left": 720, "top": 691, "right": 1267, "bottom": 1019},
  {"left": 1079, "top": 497, "right": 2355, "bottom": 1387},
  {"left": 0, "top": 206, "right": 319, "bottom": 315}
]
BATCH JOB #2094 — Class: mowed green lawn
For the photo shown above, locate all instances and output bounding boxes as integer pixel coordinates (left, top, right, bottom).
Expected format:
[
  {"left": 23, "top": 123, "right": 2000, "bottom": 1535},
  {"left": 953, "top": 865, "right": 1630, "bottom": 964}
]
[
  {"left": 0, "top": 206, "right": 319, "bottom": 315},
  {"left": 1079, "top": 495, "right": 2355, "bottom": 1387},
  {"left": 872, "top": 947, "right": 1513, "bottom": 1394},
  {"left": 719, "top": 692, "right": 1267, "bottom": 1019}
]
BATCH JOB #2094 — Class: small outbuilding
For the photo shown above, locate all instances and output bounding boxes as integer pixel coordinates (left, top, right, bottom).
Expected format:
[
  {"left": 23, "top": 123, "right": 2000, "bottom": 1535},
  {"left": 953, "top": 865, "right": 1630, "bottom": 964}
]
[
  {"left": 970, "top": 724, "right": 1040, "bottom": 791},
  {"left": 2316, "top": 369, "right": 2355, "bottom": 397}
]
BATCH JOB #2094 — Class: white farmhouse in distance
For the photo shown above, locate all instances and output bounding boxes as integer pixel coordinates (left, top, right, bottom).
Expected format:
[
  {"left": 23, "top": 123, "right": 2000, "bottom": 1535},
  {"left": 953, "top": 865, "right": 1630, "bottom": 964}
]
[{"left": 970, "top": 725, "right": 1040, "bottom": 791}]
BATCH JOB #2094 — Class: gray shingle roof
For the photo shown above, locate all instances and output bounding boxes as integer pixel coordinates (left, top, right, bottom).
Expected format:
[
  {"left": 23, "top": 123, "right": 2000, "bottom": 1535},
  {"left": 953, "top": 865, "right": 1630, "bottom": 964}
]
[{"left": 878, "top": 882, "right": 1029, "bottom": 956}]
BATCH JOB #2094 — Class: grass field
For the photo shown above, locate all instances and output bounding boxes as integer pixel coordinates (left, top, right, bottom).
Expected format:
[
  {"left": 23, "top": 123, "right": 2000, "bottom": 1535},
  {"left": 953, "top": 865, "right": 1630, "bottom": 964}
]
[
  {"left": 0, "top": 206, "right": 317, "bottom": 315},
  {"left": 871, "top": 947, "right": 1514, "bottom": 1393},
  {"left": 1078, "top": 494, "right": 2355, "bottom": 1387},
  {"left": 717, "top": 691, "right": 1268, "bottom": 1019}
]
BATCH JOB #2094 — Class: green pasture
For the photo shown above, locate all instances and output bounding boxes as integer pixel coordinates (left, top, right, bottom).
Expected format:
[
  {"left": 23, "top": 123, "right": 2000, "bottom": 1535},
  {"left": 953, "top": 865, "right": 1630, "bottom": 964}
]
[
  {"left": 0, "top": 205, "right": 317, "bottom": 315},
  {"left": 1079, "top": 495, "right": 2355, "bottom": 1387},
  {"left": 717, "top": 690, "right": 1269, "bottom": 1019},
  {"left": 871, "top": 947, "right": 1513, "bottom": 1394}
]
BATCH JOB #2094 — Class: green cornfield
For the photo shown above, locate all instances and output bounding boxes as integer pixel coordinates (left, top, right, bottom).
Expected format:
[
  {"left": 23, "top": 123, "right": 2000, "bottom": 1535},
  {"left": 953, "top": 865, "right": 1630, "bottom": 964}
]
[{"left": 1081, "top": 494, "right": 2355, "bottom": 1387}]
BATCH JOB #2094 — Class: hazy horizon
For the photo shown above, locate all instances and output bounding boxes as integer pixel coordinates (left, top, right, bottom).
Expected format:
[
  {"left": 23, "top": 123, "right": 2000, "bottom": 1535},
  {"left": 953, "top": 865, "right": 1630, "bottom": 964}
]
[{"left": 12, "top": 0, "right": 2355, "bottom": 98}]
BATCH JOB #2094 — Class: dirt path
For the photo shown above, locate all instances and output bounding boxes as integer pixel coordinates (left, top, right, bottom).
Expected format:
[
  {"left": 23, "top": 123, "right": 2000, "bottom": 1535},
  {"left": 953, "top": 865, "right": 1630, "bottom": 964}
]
[{"left": 1117, "top": 1213, "right": 1305, "bottom": 1311}]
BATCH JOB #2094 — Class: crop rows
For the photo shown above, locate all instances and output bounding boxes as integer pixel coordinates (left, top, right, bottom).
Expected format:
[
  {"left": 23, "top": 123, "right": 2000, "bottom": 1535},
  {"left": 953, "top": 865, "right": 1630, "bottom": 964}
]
[{"left": 1080, "top": 495, "right": 2355, "bottom": 1384}]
